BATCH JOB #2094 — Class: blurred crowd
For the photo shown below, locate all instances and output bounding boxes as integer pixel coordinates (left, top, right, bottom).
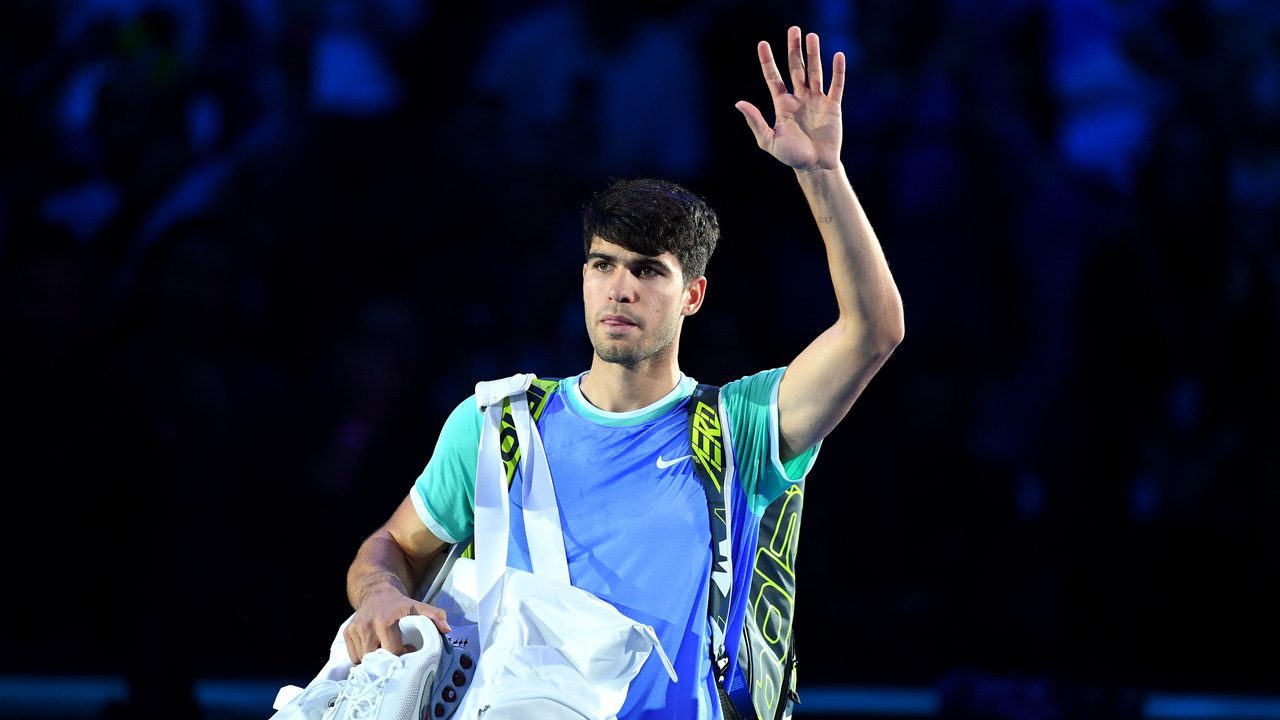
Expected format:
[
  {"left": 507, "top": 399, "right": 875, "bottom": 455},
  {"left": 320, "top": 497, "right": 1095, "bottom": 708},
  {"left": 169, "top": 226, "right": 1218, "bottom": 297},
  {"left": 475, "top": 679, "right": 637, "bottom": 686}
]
[{"left": 1, "top": 0, "right": 1277, "bottom": 717}]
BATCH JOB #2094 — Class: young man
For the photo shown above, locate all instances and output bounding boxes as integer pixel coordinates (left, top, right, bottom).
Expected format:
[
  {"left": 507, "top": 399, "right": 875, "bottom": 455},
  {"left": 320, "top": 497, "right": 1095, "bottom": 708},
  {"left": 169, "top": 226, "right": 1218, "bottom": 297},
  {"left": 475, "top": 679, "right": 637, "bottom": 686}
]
[{"left": 341, "top": 26, "right": 904, "bottom": 719}]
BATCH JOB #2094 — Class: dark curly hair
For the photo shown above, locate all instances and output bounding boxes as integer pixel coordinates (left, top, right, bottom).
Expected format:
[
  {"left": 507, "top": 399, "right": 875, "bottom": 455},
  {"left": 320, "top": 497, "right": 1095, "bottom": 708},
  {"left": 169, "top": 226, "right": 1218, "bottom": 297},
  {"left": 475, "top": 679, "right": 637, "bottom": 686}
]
[{"left": 582, "top": 178, "right": 720, "bottom": 282}]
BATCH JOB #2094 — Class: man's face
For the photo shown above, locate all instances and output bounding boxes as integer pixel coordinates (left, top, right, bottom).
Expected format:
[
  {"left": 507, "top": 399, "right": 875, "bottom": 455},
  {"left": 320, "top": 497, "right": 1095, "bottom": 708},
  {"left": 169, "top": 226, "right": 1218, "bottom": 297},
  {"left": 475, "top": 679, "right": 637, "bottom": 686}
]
[{"left": 582, "top": 237, "right": 705, "bottom": 368}]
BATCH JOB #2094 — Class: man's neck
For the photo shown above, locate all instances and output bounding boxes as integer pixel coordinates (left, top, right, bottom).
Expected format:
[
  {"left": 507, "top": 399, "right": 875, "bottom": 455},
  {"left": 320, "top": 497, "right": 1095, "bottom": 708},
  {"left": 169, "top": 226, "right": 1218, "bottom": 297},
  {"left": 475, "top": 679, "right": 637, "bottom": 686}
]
[{"left": 578, "top": 357, "right": 682, "bottom": 413}]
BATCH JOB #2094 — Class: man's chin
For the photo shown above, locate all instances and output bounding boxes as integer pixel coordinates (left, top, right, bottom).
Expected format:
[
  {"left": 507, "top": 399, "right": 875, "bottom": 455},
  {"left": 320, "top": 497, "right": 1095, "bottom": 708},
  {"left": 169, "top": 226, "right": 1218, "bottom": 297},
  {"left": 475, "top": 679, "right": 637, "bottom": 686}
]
[
  {"left": 594, "top": 346, "right": 643, "bottom": 366},
  {"left": 589, "top": 329, "right": 675, "bottom": 368}
]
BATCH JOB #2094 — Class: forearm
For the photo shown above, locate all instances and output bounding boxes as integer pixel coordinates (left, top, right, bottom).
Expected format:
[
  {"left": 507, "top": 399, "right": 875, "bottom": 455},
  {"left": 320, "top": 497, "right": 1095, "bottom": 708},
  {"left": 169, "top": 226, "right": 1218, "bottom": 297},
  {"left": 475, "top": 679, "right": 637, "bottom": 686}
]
[
  {"left": 773, "top": 162, "right": 904, "bottom": 456},
  {"left": 795, "top": 163, "right": 904, "bottom": 350},
  {"left": 345, "top": 529, "right": 421, "bottom": 610}
]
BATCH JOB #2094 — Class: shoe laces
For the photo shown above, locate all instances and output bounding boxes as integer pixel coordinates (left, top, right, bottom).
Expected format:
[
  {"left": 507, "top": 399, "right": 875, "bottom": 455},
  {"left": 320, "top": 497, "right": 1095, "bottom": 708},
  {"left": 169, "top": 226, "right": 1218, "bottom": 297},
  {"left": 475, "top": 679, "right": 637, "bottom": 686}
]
[{"left": 340, "top": 652, "right": 406, "bottom": 719}]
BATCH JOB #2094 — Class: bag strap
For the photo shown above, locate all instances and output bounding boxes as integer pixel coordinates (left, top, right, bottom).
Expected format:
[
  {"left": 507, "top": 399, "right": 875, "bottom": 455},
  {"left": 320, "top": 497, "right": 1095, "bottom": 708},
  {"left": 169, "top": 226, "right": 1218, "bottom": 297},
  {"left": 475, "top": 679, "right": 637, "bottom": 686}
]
[
  {"left": 687, "top": 384, "right": 735, "bottom": 684},
  {"left": 494, "top": 377, "right": 559, "bottom": 490},
  {"left": 692, "top": 383, "right": 803, "bottom": 720},
  {"left": 424, "top": 378, "right": 560, "bottom": 605},
  {"left": 474, "top": 373, "right": 566, "bottom": 648}
]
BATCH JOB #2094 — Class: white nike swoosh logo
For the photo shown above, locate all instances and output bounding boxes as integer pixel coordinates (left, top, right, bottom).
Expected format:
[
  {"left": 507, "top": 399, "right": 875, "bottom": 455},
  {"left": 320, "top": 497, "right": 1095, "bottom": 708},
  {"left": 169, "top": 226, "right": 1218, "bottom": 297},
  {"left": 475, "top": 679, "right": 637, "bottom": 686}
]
[{"left": 656, "top": 454, "right": 692, "bottom": 470}]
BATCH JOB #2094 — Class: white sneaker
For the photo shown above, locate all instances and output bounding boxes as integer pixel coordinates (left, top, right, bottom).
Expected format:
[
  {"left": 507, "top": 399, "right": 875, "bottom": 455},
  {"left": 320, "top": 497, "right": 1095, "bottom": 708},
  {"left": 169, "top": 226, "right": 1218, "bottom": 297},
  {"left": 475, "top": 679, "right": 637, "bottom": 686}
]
[
  {"left": 424, "top": 636, "right": 476, "bottom": 720},
  {"left": 328, "top": 615, "right": 471, "bottom": 720},
  {"left": 270, "top": 678, "right": 344, "bottom": 720}
]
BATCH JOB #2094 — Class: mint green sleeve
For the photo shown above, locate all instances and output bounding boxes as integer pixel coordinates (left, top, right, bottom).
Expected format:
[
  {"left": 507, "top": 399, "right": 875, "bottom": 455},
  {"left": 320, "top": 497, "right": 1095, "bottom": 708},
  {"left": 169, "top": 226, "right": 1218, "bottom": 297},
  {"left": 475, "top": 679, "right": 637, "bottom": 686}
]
[
  {"left": 721, "top": 367, "right": 822, "bottom": 514},
  {"left": 410, "top": 395, "right": 482, "bottom": 544}
]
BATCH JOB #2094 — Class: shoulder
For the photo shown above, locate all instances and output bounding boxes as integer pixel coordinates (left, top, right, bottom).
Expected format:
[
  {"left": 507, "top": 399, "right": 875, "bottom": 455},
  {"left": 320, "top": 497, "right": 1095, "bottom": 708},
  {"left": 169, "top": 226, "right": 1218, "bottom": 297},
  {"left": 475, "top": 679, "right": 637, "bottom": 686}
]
[
  {"left": 431, "top": 393, "right": 483, "bottom": 454},
  {"left": 720, "top": 367, "right": 787, "bottom": 407}
]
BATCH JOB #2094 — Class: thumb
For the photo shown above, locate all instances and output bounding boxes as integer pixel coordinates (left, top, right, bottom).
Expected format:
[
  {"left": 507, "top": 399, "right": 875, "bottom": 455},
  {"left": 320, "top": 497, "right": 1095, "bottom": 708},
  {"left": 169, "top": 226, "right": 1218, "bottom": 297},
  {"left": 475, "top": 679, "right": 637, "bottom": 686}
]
[
  {"left": 735, "top": 101, "right": 772, "bottom": 150},
  {"left": 417, "top": 602, "right": 453, "bottom": 634}
]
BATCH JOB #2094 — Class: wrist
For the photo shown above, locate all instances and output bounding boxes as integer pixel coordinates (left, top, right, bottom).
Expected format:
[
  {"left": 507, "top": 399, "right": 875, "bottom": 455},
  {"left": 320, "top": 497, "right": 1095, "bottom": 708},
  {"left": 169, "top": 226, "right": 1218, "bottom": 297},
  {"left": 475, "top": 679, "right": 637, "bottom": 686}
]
[
  {"left": 794, "top": 163, "right": 848, "bottom": 186},
  {"left": 353, "top": 572, "right": 409, "bottom": 609}
]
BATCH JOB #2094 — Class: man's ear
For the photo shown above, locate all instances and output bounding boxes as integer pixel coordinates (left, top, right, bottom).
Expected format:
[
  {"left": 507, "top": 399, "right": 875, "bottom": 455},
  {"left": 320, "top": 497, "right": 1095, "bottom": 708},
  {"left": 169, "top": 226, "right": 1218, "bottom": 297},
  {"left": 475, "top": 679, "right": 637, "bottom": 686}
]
[{"left": 682, "top": 276, "right": 707, "bottom": 316}]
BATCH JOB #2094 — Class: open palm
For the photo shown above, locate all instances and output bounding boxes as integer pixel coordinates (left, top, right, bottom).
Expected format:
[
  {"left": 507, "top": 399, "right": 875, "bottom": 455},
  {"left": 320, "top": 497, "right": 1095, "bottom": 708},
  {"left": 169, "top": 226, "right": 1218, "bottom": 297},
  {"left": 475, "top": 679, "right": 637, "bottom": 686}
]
[{"left": 736, "top": 26, "right": 845, "bottom": 172}]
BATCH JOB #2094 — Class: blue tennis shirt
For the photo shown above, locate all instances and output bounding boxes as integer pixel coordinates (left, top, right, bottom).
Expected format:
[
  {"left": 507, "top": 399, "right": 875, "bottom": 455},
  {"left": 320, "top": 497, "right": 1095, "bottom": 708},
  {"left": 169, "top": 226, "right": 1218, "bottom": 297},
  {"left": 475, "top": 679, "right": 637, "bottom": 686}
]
[{"left": 412, "top": 367, "right": 820, "bottom": 719}]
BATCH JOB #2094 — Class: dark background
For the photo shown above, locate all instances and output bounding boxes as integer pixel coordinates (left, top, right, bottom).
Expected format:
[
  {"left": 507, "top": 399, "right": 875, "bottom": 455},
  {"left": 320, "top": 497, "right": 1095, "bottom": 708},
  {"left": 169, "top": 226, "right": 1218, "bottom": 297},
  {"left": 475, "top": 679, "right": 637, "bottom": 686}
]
[{"left": 2, "top": 0, "right": 1277, "bottom": 717}]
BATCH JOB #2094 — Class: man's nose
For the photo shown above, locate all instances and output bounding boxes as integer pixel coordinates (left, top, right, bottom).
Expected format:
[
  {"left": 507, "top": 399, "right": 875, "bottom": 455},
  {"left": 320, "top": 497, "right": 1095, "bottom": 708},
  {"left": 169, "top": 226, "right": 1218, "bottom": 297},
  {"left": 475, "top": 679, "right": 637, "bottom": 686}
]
[{"left": 609, "top": 273, "right": 637, "bottom": 303}]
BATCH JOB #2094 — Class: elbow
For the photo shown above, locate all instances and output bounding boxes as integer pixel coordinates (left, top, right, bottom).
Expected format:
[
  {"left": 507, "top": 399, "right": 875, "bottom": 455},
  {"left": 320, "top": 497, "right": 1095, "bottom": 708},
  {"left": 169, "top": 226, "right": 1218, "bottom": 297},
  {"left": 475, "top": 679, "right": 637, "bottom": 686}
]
[
  {"left": 847, "top": 321, "right": 903, "bottom": 368},
  {"left": 870, "top": 306, "right": 905, "bottom": 357},
  {"left": 884, "top": 314, "right": 905, "bottom": 352},
  {"left": 837, "top": 303, "right": 905, "bottom": 361},
  {"left": 869, "top": 329, "right": 902, "bottom": 365},
  {"left": 861, "top": 290, "right": 905, "bottom": 355}
]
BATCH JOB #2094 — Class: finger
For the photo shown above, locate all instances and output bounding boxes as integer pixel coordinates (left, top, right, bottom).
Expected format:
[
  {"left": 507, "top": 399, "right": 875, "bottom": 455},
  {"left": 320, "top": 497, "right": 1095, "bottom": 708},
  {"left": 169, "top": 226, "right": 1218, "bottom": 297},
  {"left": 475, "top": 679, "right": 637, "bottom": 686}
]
[
  {"left": 343, "top": 625, "right": 362, "bottom": 665},
  {"left": 757, "top": 41, "right": 787, "bottom": 99},
  {"left": 830, "top": 51, "right": 846, "bottom": 106},
  {"left": 806, "top": 33, "right": 823, "bottom": 94},
  {"left": 421, "top": 604, "right": 452, "bottom": 634},
  {"left": 344, "top": 624, "right": 375, "bottom": 665},
  {"left": 735, "top": 101, "right": 772, "bottom": 150},
  {"left": 378, "top": 621, "right": 406, "bottom": 657},
  {"left": 787, "top": 26, "right": 805, "bottom": 93}
]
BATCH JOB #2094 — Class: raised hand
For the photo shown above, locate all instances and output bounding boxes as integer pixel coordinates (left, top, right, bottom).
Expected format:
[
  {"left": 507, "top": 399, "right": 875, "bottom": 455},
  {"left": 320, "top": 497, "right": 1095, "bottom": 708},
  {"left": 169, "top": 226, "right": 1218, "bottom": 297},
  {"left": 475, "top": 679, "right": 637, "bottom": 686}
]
[{"left": 736, "top": 26, "right": 845, "bottom": 172}]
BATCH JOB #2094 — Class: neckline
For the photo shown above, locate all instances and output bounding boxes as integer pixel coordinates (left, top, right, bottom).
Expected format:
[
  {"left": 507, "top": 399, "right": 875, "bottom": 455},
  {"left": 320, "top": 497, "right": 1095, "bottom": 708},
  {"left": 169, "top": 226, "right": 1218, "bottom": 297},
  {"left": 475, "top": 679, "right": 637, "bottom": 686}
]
[{"left": 561, "top": 372, "right": 697, "bottom": 427}]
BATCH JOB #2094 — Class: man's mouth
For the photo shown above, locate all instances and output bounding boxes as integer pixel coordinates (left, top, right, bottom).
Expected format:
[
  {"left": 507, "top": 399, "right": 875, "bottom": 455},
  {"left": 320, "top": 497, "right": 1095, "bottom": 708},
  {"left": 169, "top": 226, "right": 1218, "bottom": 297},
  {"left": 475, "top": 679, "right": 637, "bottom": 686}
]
[{"left": 601, "top": 314, "right": 638, "bottom": 328}]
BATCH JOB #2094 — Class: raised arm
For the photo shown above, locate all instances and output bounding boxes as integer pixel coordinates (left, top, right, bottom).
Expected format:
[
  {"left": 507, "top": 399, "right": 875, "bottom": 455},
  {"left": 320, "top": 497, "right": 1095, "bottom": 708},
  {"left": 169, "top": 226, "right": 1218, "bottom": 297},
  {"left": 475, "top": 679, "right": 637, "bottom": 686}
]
[{"left": 736, "top": 26, "right": 905, "bottom": 461}]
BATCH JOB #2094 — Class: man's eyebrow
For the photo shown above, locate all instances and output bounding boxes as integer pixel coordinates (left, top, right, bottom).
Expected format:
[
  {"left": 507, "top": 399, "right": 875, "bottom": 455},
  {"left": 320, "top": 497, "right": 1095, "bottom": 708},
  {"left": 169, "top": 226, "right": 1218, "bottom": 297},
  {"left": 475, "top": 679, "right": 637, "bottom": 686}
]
[
  {"left": 630, "top": 258, "right": 670, "bottom": 273},
  {"left": 587, "top": 251, "right": 674, "bottom": 274}
]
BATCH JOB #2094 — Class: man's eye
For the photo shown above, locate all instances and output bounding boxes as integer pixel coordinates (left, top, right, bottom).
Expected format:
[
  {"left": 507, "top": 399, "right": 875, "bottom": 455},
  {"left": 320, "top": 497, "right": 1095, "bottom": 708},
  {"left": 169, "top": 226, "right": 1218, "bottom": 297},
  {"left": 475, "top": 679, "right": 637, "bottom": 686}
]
[
  {"left": 638, "top": 267, "right": 657, "bottom": 277},
  {"left": 595, "top": 262, "right": 613, "bottom": 272}
]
